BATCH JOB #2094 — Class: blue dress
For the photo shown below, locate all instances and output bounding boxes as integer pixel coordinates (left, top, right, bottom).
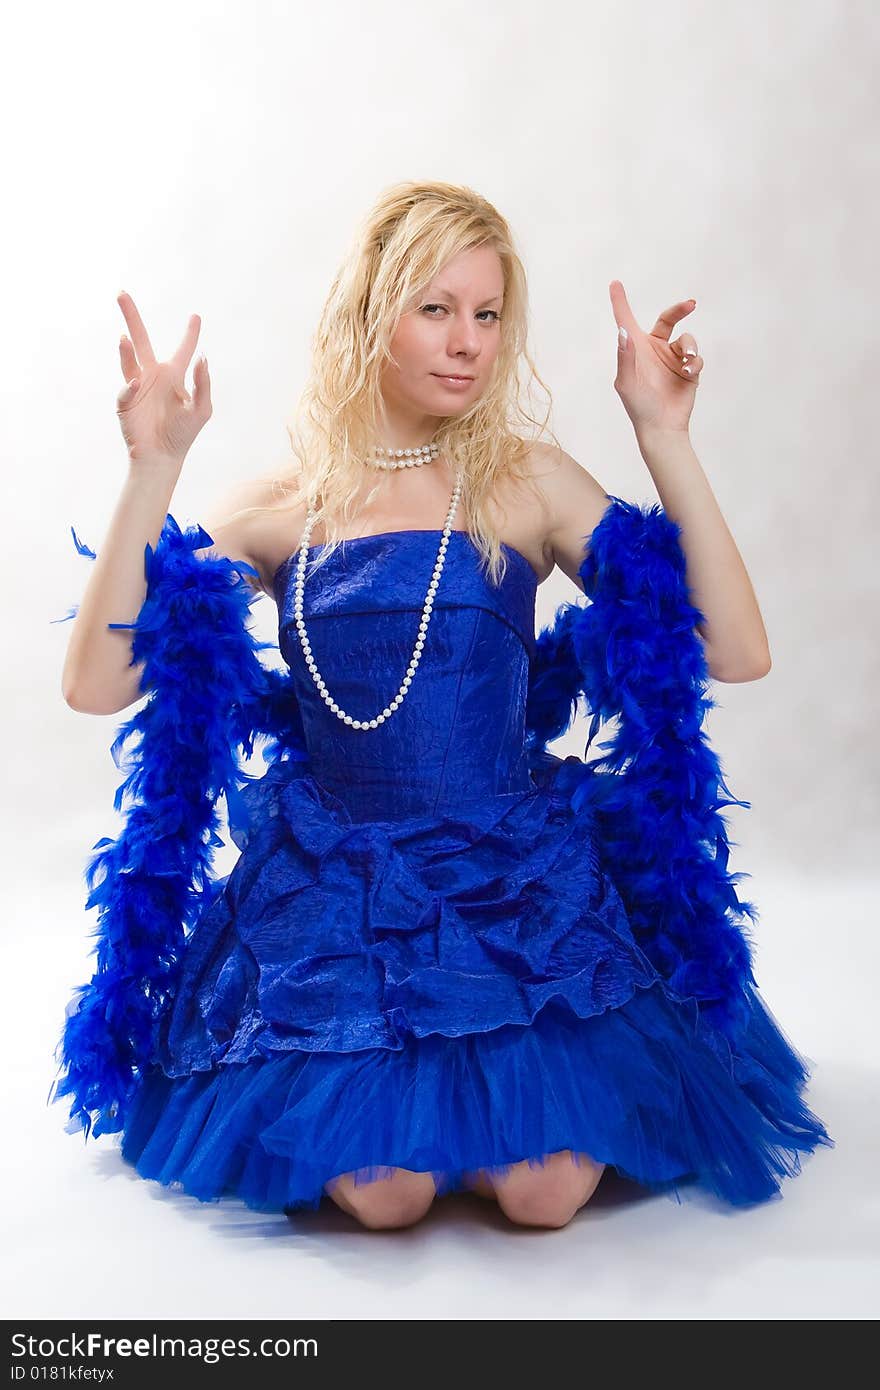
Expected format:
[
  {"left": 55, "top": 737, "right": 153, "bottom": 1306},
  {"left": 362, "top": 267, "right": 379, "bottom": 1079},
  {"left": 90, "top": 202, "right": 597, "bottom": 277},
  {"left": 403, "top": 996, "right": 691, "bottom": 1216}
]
[{"left": 115, "top": 528, "right": 832, "bottom": 1213}]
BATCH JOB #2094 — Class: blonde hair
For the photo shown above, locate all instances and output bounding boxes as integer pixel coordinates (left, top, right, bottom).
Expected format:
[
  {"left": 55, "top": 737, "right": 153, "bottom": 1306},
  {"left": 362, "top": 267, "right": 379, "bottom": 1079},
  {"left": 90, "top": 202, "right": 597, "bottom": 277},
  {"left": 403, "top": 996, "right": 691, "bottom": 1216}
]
[{"left": 247, "top": 179, "right": 562, "bottom": 587}]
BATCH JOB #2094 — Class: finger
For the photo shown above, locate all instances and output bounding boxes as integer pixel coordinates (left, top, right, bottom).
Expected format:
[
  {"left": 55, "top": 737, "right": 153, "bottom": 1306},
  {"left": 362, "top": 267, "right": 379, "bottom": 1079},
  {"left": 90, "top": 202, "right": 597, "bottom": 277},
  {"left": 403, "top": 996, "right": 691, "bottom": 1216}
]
[
  {"left": 170, "top": 313, "right": 201, "bottom": 375},
  {"left": 671, "top": 335, "right": 703, "bottom": 378},
  {"left": 609, "top": 279, "right": 641, "bottom": 337},
  {"left": 116, "top": 375, "right": 140, "bottom": 410},
  {"left": 680, "top": 353, "right": 703, "bottom": 379},
  {"left": 649, "top": 298, "right": 696, "bottom": 343},
  {"left": 191, "top": 354, "right": 212, "bottom": 418},
  {"left": 672, "top": 329, "right": 700, "bottom": 353},
  {"left": 117, "top": 291, "right": 157, "bottom": 365},
  {"left": 118, "top": 334, "right": 139, "bottom": 381},
  {"left": 671, "top": 332, "right": 699, "bottom": 361}
]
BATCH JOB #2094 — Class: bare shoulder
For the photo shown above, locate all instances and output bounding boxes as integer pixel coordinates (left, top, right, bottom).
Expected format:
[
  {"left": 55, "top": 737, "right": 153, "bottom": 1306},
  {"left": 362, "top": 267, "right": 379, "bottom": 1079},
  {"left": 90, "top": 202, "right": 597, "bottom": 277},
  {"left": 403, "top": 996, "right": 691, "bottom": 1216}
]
[
  {"left": 201, "top": 472, "right": 281, "bottom": 530},
  {"left": 195, "top": 471, "right": 297, "bottom": 597},
  {"left": 519, "top": 441, "right": 610, "bottom": 589},
  {"left": 522, "top": 440, "right": 607, "bottom": 529},
  {"left": 512, "top": 441, "right": 609, "bottom": 588}
]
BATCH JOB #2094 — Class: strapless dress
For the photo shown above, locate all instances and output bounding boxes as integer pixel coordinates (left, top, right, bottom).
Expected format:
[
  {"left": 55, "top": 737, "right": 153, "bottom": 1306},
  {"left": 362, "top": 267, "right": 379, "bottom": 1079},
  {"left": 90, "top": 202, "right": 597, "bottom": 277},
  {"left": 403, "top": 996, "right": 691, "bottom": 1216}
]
[{"left": 117, "top": 529, "right": 831, "bottom": 1212}]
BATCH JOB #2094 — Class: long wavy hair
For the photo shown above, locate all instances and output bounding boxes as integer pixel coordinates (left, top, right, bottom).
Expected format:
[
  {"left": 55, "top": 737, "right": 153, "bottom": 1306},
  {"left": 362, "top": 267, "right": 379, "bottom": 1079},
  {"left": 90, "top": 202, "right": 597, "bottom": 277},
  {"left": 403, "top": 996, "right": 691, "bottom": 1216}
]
[{"left": 245, "top": 179, "right": 562, "bottom": 587}]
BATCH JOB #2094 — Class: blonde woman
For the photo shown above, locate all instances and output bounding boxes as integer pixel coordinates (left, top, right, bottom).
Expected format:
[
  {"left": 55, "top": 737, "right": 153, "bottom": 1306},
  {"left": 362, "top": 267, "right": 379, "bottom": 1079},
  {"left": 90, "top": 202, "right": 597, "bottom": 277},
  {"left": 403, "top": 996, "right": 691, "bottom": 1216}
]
[{"left": 55, "top": 180, "right": 831, "bottom": 1230}]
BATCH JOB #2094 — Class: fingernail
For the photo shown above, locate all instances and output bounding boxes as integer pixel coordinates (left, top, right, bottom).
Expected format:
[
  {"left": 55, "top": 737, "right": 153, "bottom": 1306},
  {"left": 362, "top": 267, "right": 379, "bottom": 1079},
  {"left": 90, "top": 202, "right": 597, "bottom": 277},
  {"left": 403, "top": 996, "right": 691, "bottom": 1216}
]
[{"left": 618, "top": 326, "right": 628, "bottom": 349}]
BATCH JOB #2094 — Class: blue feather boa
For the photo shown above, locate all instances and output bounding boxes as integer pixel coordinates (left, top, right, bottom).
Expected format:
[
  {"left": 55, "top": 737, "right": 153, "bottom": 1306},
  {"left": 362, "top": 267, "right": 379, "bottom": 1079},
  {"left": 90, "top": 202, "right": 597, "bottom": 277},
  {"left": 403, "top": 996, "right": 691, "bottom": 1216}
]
[
  {"left": 525, "top": 495, "right": 757, "bottom": 1053},
  {"left": 49, "top": 497, "right": 758, "bottom": 1139},
  {"left": 48, "top": 516, "right": 307, "bottom": 1138}
]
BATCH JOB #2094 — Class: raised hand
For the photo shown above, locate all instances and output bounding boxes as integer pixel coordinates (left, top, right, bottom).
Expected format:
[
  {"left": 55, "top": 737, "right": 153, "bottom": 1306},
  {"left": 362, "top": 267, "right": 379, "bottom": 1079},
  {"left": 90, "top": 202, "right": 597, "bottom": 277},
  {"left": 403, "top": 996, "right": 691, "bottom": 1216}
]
[
  {"left": 610, "top": 279, "right": 703, "bottom": 435},
  {"left": 115, "top": 291, "right": 213, "bottom": 466}
]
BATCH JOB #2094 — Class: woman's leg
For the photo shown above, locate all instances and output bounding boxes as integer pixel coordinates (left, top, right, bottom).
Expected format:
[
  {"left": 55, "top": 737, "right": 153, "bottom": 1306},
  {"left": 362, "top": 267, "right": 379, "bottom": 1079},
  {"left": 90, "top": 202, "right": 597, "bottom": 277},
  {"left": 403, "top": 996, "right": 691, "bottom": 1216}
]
[
  {"left": 467, "top": 1151, "right": 605, "bottom": 1227},
  {"left": 324, "top": 1167, "right": 437, "bottom": 1229}
]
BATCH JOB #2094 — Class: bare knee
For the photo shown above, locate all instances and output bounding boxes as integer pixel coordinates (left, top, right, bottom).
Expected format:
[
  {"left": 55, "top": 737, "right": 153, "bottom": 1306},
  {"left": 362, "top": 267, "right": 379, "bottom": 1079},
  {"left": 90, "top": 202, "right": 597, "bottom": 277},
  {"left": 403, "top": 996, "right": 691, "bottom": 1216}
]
[
  {"left": 325, "top": 1168, "right": 437, "bottom": 1230},
  {"left": 498, "top": 1189, "right": 582, "bottom": 1228},
  {"left": 494, "top": 1151, "right": 605, "bottom": 1230}
]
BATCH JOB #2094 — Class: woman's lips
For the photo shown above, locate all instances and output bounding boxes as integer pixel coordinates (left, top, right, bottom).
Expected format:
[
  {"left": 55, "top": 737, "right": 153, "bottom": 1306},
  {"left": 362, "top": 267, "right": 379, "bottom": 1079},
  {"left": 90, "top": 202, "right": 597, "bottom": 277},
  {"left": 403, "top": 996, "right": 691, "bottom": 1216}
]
[{"left": 432, "top": 373, "right": 475, "bottom": 389}]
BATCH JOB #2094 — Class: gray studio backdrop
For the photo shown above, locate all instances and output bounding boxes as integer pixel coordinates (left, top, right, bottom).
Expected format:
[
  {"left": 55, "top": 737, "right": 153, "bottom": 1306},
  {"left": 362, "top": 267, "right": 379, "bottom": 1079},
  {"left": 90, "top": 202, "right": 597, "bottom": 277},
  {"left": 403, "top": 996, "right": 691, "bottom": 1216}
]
[
  {"left": 0, "top": 0, "right": 876, "bottom": 1323},
  {"left": 14, "top": 4, "right": 874, "bottom": 889}
]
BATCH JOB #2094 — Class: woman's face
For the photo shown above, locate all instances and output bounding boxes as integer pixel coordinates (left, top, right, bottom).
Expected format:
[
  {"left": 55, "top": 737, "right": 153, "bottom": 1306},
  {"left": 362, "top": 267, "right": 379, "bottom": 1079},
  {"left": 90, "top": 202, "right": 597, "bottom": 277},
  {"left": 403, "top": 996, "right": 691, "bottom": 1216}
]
[{"left": 381, "top": 244, "right": 505, "bottom": 422}]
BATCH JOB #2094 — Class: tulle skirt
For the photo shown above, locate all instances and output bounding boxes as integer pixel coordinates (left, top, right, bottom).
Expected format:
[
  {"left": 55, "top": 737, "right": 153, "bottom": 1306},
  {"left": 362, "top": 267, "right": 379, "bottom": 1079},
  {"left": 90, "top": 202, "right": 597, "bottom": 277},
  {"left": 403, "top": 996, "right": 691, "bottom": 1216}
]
[{"left": 118, "top": 757, "right": 833, "bottom": 1213}]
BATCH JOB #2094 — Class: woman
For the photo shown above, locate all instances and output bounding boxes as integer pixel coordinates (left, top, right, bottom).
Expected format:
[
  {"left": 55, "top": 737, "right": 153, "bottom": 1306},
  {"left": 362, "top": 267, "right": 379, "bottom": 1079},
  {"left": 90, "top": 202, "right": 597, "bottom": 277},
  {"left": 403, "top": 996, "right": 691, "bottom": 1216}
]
[{"left": 53, "top": 179, "right": 832, "bottom": 1229}]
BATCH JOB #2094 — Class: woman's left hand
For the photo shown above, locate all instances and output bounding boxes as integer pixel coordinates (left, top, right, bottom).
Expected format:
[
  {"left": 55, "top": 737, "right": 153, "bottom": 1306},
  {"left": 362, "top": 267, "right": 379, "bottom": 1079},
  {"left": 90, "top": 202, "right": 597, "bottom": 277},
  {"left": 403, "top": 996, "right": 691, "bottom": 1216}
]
[{"left": 610, "top": 279, "right": 703, "bottom": 435}]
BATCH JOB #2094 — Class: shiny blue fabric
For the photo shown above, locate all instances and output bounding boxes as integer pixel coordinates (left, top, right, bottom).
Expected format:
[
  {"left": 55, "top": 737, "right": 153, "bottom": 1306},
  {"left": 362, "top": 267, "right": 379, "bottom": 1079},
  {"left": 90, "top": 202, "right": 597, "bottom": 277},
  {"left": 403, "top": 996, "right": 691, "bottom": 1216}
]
[
  {"left": 273, "top": 530, "right": 538, "bottom": 818},
  {"left": 114, "top": 529, "right": 832, "bottom": 1212}
]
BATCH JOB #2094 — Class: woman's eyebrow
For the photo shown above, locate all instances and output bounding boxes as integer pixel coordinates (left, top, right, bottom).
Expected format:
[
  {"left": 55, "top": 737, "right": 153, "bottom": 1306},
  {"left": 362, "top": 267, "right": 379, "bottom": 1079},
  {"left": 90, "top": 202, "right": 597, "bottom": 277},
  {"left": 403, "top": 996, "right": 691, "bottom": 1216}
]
[{"left": 429, "top": 287, "right": 504, "bottom": 305}]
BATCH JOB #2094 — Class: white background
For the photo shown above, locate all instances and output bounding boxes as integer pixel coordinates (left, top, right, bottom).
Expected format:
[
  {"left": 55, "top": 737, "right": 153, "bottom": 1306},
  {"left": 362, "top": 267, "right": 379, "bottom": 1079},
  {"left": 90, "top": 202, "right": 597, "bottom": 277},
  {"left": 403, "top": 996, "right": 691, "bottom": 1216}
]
[{"left": 1, "top": 0, "right": 876, "bottom": 1321}]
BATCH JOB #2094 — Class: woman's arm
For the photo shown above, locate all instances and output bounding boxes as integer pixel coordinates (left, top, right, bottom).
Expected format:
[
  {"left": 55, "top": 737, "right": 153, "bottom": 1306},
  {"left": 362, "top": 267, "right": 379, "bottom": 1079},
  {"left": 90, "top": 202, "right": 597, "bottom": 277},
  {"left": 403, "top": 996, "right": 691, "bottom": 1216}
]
[
  {"left": 602, "top": 281, "right": 771, "bottom": 683},
  {"left": 62, "top": 457, "right": 184, "bottom": 715},
  {"left": 541, "top": 442, "right": 771, "bottom": 685},
  {"left": 633, "top": 425, "right": 772, "bottom": 683},
  {"left": 62, "top": 469, "right": 269, "bottom": 717},
  {"left": 539, "top": 446, "right": 613, "bottom": 591},
  {"left": 62, "top": 290, "right": 270, "bottom": 716}
]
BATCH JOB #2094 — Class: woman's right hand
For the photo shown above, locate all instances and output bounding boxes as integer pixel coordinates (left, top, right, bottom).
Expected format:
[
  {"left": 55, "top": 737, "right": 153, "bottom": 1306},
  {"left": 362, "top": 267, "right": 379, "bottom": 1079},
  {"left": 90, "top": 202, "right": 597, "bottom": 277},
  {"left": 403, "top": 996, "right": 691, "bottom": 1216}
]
[{"left": 115, "top": 291, "right": 213, "bottom": 467}]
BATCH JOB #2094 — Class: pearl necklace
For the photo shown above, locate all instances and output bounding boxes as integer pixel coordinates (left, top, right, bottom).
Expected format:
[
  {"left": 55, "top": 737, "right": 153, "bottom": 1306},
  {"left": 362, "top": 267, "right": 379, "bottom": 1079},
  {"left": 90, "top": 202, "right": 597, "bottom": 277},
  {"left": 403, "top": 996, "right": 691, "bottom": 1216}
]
[
  {"left": 367, "top": 442, "right": 440, "bottom": 469},
  {"left": 292, "top": 471, "right": 465, "bottom": 730}
]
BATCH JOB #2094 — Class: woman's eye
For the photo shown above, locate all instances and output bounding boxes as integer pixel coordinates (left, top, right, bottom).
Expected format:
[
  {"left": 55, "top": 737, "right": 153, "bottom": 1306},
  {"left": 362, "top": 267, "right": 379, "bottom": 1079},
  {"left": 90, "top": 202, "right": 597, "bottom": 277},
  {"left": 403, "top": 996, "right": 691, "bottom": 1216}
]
[{"left": 421, "top": 304, "right": 501, "bottom": 322}]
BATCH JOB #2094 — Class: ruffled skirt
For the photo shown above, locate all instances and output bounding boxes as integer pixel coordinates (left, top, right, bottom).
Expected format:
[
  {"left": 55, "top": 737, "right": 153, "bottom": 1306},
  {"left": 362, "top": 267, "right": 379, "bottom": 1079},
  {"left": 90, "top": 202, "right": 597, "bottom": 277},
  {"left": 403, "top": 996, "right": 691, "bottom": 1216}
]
[{"left": 119, "top": 756, "right": 833, "bottom": 1213}]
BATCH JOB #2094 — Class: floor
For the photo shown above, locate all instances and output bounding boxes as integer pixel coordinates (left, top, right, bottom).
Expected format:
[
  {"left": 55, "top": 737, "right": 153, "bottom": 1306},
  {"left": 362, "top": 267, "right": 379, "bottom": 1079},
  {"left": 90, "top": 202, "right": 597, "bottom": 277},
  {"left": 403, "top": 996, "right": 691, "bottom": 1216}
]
[{"left": 3, "top": 871, "right": 876, "bottom": 1321}]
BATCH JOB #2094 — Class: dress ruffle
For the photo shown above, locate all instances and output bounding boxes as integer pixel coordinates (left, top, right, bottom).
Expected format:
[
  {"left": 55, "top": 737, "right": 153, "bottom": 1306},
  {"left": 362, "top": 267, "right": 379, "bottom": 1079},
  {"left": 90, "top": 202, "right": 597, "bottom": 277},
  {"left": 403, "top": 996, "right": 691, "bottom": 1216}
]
[
  {"left": 119, "top": 755, "right": 832, "bottom": 1213},
  {"left": 154, "top": 756, "right": 660, "bottom": 1070}
]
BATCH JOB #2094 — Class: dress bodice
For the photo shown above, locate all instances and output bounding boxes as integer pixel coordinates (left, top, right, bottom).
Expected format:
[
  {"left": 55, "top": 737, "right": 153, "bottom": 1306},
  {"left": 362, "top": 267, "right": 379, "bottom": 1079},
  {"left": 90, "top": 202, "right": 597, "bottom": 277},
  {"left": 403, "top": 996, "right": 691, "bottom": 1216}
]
[{"left": 273, "top": 529, "right": 539, "bottom": 821}]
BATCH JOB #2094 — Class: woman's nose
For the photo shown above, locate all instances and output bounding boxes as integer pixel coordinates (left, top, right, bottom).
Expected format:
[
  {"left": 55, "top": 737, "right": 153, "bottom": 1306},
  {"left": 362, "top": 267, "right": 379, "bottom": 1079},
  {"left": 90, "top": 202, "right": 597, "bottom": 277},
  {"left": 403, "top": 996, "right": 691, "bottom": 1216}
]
[{"left": 446, "top": 324, "right": 480, "bottom": 355}]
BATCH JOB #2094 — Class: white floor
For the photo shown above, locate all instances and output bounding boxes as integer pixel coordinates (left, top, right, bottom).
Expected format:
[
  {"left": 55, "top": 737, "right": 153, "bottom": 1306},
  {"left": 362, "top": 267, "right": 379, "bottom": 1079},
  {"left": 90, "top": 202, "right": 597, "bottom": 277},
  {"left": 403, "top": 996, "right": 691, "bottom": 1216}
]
[{"left": 3, "top": 871, "right": 876, "bottom": 1321}]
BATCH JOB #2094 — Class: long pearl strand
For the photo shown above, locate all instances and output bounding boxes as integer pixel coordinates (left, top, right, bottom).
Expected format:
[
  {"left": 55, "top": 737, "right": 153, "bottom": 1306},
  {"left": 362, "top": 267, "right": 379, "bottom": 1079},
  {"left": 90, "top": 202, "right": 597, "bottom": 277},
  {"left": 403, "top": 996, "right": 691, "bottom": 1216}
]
[{"left": 292, "top": 470, "right": 464, "bottom": 730}]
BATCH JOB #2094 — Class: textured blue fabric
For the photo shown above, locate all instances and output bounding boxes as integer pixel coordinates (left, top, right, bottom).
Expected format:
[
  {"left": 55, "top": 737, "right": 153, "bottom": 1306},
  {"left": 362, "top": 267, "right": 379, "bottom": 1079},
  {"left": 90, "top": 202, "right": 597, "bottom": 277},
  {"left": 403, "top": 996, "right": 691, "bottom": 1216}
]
[{"left": 50, "top": 510, "right": 833, "bottom": 1212}]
